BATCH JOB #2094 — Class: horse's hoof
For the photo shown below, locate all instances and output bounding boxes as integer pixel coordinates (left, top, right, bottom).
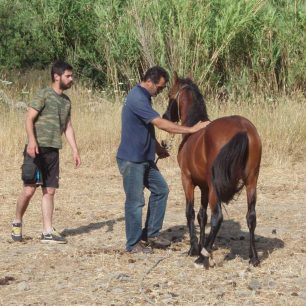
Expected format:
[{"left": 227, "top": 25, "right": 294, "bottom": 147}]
[
  {"left": 249, "top": 258, "right": 260, "bottom": 267},
  {"left": 194, "top": 256, "right": 209, "bottom": 269},
  {"left": 188, "top": 245, "right": 199, "bottom": 256}
]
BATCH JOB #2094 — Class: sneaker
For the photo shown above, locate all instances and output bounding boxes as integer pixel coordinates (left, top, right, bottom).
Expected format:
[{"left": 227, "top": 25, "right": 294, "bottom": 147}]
[
  {"left": 128, "top": 241, "right": 153, "bottom": 254},
  {"left": 147, "top": 236, "right": 171, "bottom": 249},
  {"left": 41, "top": 228, "right": 67, "bottom": 244},
  {"left": 11, "top": 223, "right": 22, "bottom": 242}
]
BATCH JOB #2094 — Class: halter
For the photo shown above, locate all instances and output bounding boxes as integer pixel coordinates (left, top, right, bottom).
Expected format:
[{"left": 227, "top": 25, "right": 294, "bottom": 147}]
[
  {"left": 157, "top": 84, "right": 192, "bottom": 163},
  {"left": 172, "top": 84, "right": 191, "bottom": 123}
]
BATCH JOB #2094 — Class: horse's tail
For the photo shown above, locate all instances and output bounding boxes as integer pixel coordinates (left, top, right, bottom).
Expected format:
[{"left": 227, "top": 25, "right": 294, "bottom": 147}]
[{"left": 212, "top": 132, "right": 248, "bottom": 204}]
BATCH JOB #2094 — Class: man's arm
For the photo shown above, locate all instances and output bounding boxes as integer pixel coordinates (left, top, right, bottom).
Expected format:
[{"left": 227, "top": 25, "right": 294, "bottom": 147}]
[
  {"left": 151, "top": 117, "right": 210, "bottom": 134},
  {"left": 64, "top": 118, "right": 81, "bottom": 168},
  {"left": 25, "top": 107, "right": 40, "bottom": 158}
]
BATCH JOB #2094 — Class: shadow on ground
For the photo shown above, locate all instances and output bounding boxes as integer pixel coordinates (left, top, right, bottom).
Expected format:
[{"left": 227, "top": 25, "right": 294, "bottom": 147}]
[
  {"left": 161, "top": 225, "right": 188, "bottom": 242},
  {"left": 211, "top": 219, "right": 284, "bottom": 262},
  {"left": 61, "top": 217, "right": 125, "bottom": 236},
  {"left": 161, "top": 220, "right": 284, "bottom": 263}
]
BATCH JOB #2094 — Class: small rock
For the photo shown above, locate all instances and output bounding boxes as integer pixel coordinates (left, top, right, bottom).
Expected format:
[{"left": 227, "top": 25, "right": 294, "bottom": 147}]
[
  {"left": 216, "top": 289, "right": 225, "bottom": 298},
  {"left": 111, "top": 288, "right": 124, "bottom": 294},
  {"left": 268, "top": 280, "right": 276, "bottom": 288},
  {"left": 299, "top": 291, "right": 306, "bottom": 299},
  {"left": 248, "top": 279, "right": 261, "bottom": 291},
  {"left": 163, "top": 294, "right": 174, "bottom": 299},
  {"left": 237, "top": 290, "right": 250, "bottom": 298},
  {"left": 162, "top": 298, "right": 174, "bottom": 304},
  {"left": 227, "top": 280, "right": 237, "bottom": 287},
  {"left": 291, "top": 292, "right": 298, "bottom": 296},
  {"left": 115, "top": 273, "right": 130, "bottom": 282},
  {"left": 244, "top": 300, "right": 255, "bottom": 306},
  {"left": 0, "top": 276, "right": 15, "bottom": 285},
  {"left": 17, "top": 281, "right": 30, "bottom": 291},
  {"left": 272, "top": 229, "right": 277, "bottom": 234}
]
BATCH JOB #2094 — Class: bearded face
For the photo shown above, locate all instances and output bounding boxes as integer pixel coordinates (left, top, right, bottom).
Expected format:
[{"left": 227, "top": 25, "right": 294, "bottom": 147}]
[{"left": 59, "top": 70, "right": 73, "bottom": 90}]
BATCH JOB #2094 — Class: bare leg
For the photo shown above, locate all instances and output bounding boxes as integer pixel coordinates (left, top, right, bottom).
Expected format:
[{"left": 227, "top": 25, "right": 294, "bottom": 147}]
[
  {"left": 41, "top": 187, "right": 56, "bottom": 234},
  {"left": 14, "top": 185, "right": 36, "bottom": 223}
]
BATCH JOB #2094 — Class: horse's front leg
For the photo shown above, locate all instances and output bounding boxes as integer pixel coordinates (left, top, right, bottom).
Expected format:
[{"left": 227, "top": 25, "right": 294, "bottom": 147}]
[
  {"left": 194, "top": 188, "right": 210, "bottom": 267},
  {"left": 182, "top": 175, "right": 198, "bottom": 256},
  {"left": 197, "top": 187, "right": 208, "bottom": 253}
]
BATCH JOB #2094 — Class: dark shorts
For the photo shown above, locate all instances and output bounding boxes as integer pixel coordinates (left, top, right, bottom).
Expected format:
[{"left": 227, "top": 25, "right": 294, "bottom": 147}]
[{"left": 21, "top": 146, "right": 60, "bottom": 188}]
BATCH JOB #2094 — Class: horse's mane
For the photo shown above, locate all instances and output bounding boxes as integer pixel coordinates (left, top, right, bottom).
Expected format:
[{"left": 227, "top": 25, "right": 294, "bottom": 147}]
[{"left": 178, "top": 78, "right": 209, "bottom": 126}]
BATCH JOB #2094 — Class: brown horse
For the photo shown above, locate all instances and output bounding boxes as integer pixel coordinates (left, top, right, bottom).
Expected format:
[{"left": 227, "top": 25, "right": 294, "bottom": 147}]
[{"left": 163, "top": 73, "right": 262, "bottom": 267}]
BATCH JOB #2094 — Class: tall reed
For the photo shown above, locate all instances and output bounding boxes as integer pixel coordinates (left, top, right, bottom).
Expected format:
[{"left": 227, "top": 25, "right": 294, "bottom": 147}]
[{"left": 1, "top": 0, "right": 304, "bottom": 94}]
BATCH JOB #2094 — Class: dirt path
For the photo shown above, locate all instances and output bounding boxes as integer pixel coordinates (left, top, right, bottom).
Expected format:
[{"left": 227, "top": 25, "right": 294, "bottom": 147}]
[{"left": 0, "top": 159, "right": 305, "bottom": 305}]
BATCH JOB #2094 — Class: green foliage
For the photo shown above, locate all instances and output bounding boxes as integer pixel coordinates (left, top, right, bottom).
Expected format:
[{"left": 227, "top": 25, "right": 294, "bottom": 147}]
[
  {"left": 0, "top": 0, "right": 56, "bottom": 68},
  {"left": 0, "top": 0, "right": 305, "bottom": 93}
]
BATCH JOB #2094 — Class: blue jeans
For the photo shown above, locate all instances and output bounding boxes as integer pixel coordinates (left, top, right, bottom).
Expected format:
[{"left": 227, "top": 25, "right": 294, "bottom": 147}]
[{"left": 117, "top": 158, "right": 169, "bottom": 251}]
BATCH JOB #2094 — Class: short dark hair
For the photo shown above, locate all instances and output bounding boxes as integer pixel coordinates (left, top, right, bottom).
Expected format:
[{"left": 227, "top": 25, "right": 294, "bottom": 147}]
[
  {"left": 142, "top": 66, "right": 169, "bottom": 84},
  {"left": 51, "top": 60, "right": 73, "bottom": 82}
]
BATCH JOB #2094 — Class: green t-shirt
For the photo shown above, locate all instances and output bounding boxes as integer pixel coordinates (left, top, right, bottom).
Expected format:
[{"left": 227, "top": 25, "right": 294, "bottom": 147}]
[{"left": 29, "top": 87, "right": 71, "bottom": 149}]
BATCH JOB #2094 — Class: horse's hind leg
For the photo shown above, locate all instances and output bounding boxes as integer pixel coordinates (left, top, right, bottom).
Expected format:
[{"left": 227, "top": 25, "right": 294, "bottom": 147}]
[
  {"left": 205, "top": 189, "right": 223, "bottom": 253},
  {"left": 182, "top": 175, "right": 199, "bottom": 256},
  {"left": 194, "top": 188, "right": 209, "bottom": 267},
  {"left": 246, "top": 181, "right": 259, "bottom": 266},
  {"left": 195, "top": 189, "right": 223, "bottom": 268}
]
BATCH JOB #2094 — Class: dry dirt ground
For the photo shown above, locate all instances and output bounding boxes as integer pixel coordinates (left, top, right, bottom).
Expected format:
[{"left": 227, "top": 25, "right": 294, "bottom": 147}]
[{"left": 0, "top": 157, "right": 305, "bottom": 306}]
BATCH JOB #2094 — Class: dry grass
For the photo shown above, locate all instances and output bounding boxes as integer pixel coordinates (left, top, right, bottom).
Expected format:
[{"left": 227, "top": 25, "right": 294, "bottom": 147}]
[
  {"left": 0, "top": 78, "right": 305, "bottom": 305},
  {"left": 1, "top": 75, "right": 305, "bottom": 167},
  {"left": 0, "top": 159, "right": 305, "bottom": 305}
]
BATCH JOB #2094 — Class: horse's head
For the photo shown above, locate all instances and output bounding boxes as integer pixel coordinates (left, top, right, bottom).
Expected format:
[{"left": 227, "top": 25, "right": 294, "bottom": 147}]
[
  {"left": 162, "top": 71, "right": 181, "bottom": 122},
  {"left": 162, "top": 72, "right": 209, "bottom": 126}
]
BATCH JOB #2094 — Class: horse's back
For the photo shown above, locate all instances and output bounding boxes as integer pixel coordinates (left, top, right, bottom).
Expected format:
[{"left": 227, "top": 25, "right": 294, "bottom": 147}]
[
  {"left": 205, "top": 115, "right": 261, "bottom": 155},
  {"left": 206, "top": 115, "right": 262, "bottom": 179},
  {"left": 178, "top": 115, "right": 261, "bottom": 185}
]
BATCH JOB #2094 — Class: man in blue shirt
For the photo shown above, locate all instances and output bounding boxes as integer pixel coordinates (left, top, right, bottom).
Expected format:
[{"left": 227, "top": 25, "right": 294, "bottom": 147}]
[{"left": 117, "top": 66, "right": 209, "bottom": 253}]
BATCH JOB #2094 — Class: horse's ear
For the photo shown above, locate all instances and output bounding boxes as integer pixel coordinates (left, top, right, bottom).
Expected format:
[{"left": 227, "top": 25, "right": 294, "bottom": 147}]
[
  {"left": 187, "top": 71, "right": 193, "bottom": 80},
  {"left": 173, "top": 71, "right": 179, "bottom": 84}
]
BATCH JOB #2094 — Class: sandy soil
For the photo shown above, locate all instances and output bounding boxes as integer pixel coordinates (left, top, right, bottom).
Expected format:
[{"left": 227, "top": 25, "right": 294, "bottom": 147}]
[{"left": 0, "top": 157, "right": 305, "bottom": 305}]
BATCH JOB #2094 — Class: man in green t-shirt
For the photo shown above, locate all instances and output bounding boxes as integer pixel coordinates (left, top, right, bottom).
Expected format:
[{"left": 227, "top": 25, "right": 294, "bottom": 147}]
[{"left": 11, "top": 60, "right": 81, "bottom": 244}]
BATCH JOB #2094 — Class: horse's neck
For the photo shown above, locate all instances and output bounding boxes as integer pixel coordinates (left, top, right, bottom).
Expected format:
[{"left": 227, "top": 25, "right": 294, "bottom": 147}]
[{"left": 178, "top": 134, "right": 190, "bottom": 152}]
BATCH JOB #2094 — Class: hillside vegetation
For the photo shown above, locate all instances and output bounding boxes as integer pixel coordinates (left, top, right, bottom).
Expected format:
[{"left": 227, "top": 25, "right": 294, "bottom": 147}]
[{"left": 0, "top": 0, "right": 305, "bottom": 93}]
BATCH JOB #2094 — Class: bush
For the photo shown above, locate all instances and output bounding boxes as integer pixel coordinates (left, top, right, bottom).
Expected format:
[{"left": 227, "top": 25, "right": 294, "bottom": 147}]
[{"left": 0, "top": 0, "right": 304, "bottom": 93}]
